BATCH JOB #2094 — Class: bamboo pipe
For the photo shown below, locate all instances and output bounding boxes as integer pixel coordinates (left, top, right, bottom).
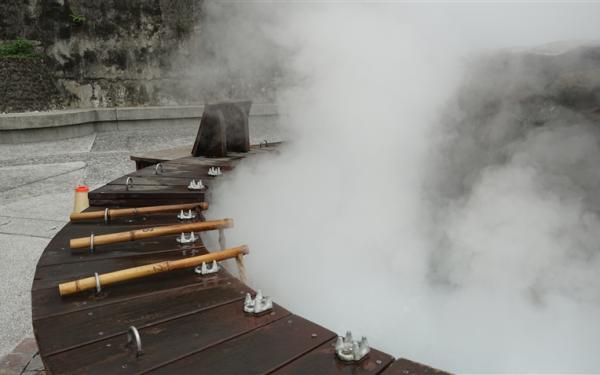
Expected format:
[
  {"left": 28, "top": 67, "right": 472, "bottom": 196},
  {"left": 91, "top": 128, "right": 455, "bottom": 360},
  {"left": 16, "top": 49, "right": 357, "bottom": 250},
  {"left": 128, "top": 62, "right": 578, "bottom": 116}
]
[
  {"left": 59, "top": 245, "right": 249, "bottom": 296},
  {"left": 69, "top": 218, "right": 233, "bottom": 249},
  {"left": 69, "top": 202, "right": 208, "bottom": 221}
]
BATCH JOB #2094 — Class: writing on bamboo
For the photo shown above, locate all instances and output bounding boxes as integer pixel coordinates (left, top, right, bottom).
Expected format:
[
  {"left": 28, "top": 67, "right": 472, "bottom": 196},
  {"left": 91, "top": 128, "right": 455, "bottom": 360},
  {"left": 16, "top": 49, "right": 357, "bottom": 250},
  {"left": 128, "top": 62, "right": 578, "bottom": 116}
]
[
  {"left": 69, "top": 218, "right": 233, "bottom": 249},
  {"left": 59, "top": 245, "right": 249, "bottom": 296}
]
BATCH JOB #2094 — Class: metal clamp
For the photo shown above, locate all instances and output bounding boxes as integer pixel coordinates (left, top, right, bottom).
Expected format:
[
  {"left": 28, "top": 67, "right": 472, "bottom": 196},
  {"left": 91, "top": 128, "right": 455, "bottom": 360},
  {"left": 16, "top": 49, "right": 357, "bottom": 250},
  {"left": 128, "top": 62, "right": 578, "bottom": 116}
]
[
  {"left": 155, "top": 163, "right": 164, "bottom": 175},
  {"left": 243, "top": 290, "right": 273, "bottom": 315},
  {"left": 94, "top": 272, "right": 101, "bottom": 294},
  {"left": 187, "top": 180, "right": 204, "bottom": 190},
  {"left": 104, "top": 208, "right": 110, "bottom": 223},
  {"left": 176, "top": 232, "right": 198, "bottom": 244},
  {"left": 335, "top": 331, "right": 370, "bottom": 362},
  {"left": 194, "top": 260, "right": 220, "bottom": 275},
  {"left": 127, "top": 326, "right": 143, "bottom": 357},
  {"left": 89, "top": 233, "right": 95, "bottom": 253},
  {"left": 177, "top": 209, "right": 196, "bottom": 220},
  {"left": 125, "top": 177, "right": 133, "bottom": 191},
  {"left": 208, "top": 167, "right": 222, "bottom": 176}
]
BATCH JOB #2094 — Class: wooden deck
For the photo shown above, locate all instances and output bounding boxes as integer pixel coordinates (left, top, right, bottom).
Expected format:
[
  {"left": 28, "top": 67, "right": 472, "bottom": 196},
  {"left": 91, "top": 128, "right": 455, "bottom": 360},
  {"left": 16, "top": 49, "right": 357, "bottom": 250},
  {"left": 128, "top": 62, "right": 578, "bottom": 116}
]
[{"left": 31, "top": 145, "right": 450, "bottom": 374}]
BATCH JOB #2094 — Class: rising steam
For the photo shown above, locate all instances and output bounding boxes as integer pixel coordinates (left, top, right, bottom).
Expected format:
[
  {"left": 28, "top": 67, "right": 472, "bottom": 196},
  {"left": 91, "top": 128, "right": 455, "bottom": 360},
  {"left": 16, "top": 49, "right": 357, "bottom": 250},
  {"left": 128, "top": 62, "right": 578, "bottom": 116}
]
[{"left": 197, "top": 2, "right": 600, "bottom": 372}]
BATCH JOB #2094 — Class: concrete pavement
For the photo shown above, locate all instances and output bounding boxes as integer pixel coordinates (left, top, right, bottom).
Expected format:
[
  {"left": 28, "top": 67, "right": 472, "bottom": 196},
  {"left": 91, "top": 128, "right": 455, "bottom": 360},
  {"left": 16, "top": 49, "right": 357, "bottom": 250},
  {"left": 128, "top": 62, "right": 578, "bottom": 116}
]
[{"left": 0, "top": 126, "right": 198, "bottom": 358}]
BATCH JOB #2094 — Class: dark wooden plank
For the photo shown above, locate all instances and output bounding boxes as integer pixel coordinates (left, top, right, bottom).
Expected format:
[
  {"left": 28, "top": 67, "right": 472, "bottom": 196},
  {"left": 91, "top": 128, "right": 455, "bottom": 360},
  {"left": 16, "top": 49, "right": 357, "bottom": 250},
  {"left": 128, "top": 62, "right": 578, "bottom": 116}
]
[
  {"left": 149, "top": 314, "right": 336, "bottom": 375},
  {"left": 38, "top": 226, "right": 207, "bottom": 266},
  {"left": 128, "top": 142, "right": 280, "bottom": 168},
  {"left": 45, "top": 218, "right": 207, "bottom": 256},
  {"left": 89, "top": 184, "right": 206, "bottom": 199},
  {"left": 108, "top": 175, "right": 215, "bottom": 187},
  {"left": 128, "top": 169, "right": 209, "bottom": 178},
  {"left": 88, "top": 198, "right": 203, "bottom": 207},
  {"left": 32, "top": 250, "right": 205, "bottom": 290},
  {"left": 32, "top": 264, "right": 231, "bottom": 320},
  {"left": 129, "top": 145, "right": 191, "bottom": 164},
  {"left": 40, "top": 238, "right": 205, "bottom": 266},
  {"left": 380, "top": 358, "right": 452, "bottom": 375},
  {"left": 43, "top": 301, "right": 289, "bottom": 374},
  {"left": 73, "top": 207, "right": 202, "bottom": 226},
  {"left": 128, "top": 165, "right": 232, "bottom": 179},
  {"left": 273, "top": 338, "right": 394, "bottom": 375},
  {"left": 35, "top": 278, "right": 252, "bottom": 356},
  {"left": 167, "top": 156, "right": 241, "bottom": 167}
]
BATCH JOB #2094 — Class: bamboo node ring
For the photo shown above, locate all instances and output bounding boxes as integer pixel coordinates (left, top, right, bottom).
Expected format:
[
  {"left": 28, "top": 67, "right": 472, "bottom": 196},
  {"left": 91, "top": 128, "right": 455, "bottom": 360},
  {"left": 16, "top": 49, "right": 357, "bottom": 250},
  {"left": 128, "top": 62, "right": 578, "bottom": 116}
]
[
  {"left": 94, "top": 272, "right": 101, "bottom": 294},
  {"left": 126, "top": 326, "right": 143, "bottom": 357},
  {"left": 89, "top": 233, "right": 95, "bottom": 253}
]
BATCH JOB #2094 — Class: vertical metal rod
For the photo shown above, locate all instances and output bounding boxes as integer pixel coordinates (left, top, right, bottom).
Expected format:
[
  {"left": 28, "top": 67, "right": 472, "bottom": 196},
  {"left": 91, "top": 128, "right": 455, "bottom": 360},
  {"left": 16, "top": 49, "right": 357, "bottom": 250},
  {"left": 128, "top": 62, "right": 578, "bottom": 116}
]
[
  {"left": 236, "top": 254, "right": 248, "bottom": 284},
  {"left": 218, "top": 228, "right": 225, "bottom": 250}
]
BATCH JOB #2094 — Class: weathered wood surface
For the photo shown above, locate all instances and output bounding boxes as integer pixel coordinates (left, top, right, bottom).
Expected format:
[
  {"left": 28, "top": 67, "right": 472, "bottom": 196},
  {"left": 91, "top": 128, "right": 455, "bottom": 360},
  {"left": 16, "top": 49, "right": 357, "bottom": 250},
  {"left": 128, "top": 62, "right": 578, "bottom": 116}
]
[
  {"left": 272, "top": 338, "right": 394, "bottom": 375},
  {"left": 32, "top": 143, "right": 448, "bottom": 374},
  {"left": 37, "top": 279, "right": 252, "bottom": 355},
  {"left": 130, "top": 145, "right": 191, "bottom": 169},
  {"left": 108, "top": 175, "right": 214, "bottom": 186},
  {"left": 149, "top": 315, "right": 336, "bottom": 375}
]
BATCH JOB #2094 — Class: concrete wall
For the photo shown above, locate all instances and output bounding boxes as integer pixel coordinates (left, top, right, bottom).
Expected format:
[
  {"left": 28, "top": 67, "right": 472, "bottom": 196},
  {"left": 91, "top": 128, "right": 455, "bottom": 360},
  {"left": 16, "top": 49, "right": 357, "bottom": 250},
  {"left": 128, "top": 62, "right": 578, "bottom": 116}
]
[{"left": 0, "top": 103, "right": 280, "bottom": 144}]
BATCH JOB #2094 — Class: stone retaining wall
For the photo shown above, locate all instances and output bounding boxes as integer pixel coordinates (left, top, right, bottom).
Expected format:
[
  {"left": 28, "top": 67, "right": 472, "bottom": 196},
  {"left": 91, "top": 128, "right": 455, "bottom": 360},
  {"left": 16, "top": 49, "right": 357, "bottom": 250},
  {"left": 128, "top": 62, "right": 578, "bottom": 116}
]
[{"left": 0, "top": 57, "right": 63, "bottom": 113}]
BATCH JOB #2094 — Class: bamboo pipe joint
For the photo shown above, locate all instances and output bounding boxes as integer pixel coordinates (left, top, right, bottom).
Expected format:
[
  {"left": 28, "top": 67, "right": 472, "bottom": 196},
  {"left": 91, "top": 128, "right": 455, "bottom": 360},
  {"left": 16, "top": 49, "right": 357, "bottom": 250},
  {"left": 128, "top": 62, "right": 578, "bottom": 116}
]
[
  {"left": 59, "top": 245, "right": 249, "bottom": 296},
  {"left": 70, "top": 218, "right": 234, "bottom": 250}
]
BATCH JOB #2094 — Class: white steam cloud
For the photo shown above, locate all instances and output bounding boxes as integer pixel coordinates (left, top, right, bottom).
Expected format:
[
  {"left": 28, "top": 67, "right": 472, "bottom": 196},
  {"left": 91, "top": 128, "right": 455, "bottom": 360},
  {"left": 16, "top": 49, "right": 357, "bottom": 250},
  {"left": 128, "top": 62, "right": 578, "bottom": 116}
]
[{"left": 196, "top": 2, "right": 600, "bottom": 373}]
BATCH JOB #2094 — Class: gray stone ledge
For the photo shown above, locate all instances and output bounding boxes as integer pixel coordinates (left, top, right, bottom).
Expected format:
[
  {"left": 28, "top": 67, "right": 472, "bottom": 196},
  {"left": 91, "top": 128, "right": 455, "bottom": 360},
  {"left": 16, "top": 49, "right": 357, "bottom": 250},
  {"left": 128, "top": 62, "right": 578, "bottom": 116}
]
[{"left": 0, "top": 103, "right": 278, "bottom": 144}]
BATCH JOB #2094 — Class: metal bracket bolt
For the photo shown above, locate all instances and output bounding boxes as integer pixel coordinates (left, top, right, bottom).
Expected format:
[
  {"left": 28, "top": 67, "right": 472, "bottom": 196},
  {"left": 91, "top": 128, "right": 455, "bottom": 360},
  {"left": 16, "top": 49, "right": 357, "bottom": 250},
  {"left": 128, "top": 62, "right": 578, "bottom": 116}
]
[
  {"left": 176, "top": 232, "right": 198, "bottom": 244},
  {"left": 126, "top": 326, "right": 143, "bottom": 357},
  {"left": 208, "top": 167, "right": 222, "bottom": 176},
  {"left": 194, "top": 260, "right": 220, "bottom": 275},
  {"left": 89, "top": 233, "right": 95, "bottom": 253},
  {"left": 125, "top": 177, "right": 133, "bottom": 191},
  {"left": 177, "top": 209, "right": 196, "bottom": 220},
  {"left": 243, "top": 290, "right": 273, "bottom": 315},
  {"left": 94, "top": 272, "right": 102, "bottom": 294},
  {"left": 188, "top": 179, "right": 204, "bottom": 190},
  {"left": 335, "top": 331, "right": 370, "bottom": 362}
]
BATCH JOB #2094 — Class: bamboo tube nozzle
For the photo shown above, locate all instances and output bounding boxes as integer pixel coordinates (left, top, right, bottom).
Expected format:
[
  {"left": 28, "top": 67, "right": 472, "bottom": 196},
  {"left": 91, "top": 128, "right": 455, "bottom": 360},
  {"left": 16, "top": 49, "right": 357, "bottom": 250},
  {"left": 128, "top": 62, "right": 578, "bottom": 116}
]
[
  {"left": 73, "top": 185, "right": 89, "bottom": 213},
  {"left": 59, "top": 245, "right": 249, "bottom": 296},
  {"left": 69, "top": 202, "right": 209, "bottom": 221},
  {"left": 69, "top": 218, "right": 234, "bottom": 249}
]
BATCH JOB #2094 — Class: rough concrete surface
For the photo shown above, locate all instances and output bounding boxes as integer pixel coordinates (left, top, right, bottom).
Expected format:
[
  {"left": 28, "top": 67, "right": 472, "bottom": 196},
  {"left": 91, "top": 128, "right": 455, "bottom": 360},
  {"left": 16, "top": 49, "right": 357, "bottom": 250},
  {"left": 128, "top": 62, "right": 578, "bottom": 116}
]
[{"left": 0, "top": 125, "right": 198, "bottom": 358}]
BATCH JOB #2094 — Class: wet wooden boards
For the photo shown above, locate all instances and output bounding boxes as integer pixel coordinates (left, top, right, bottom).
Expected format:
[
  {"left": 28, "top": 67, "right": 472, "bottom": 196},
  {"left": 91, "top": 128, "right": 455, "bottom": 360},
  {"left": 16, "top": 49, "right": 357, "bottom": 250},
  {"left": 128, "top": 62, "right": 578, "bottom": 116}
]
[{"left": 31, "top": 143, "right": 451, "bottom": 374}]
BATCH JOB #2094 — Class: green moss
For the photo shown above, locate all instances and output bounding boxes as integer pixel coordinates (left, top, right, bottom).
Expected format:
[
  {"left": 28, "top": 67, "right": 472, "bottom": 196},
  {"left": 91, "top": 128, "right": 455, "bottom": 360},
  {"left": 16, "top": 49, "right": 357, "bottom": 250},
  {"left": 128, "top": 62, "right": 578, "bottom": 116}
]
[
  {"left": 0, "top": 37, "right": 39, "bottom": 58},
  {"left": 70, "top": 12, "right": 86, "bottom": 24}
]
